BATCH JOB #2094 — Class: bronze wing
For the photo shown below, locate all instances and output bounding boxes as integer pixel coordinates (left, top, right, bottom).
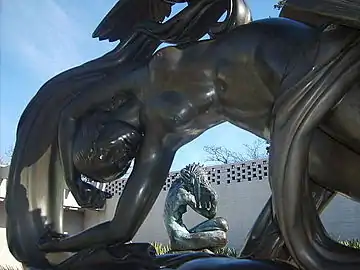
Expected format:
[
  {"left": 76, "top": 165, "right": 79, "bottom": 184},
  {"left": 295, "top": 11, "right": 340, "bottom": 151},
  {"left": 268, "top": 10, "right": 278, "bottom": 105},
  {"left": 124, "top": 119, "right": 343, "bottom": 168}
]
[
  {"left": 92, "top": 0, "right": 173, "bottom": 42},
  {"left": 280, "top": 0, "right": 360, "bottom": 29}
]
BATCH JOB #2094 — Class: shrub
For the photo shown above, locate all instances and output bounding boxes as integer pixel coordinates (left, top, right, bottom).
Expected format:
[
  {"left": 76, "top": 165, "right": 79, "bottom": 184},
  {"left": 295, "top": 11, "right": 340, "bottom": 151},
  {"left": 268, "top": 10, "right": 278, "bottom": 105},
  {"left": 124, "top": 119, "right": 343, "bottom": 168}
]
[
  {"left": 151, "top": 242, "right": 171, "bottom": 255},
  {"left": 213, "top": 246, "right": 241, "bottom": 258},
  {"left": 151, "top": 242, "right": 241, "bottom": 257},
  {"left": 340, "top": 239, "right": 360, "bottom": 249}
]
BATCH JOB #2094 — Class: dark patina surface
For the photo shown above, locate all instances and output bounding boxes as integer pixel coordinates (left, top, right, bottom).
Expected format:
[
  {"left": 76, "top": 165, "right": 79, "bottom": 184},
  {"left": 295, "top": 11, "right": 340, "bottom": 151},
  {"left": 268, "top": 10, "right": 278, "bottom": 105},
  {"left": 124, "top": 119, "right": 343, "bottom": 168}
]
[{"left": 5, "top": 0, "right": 360, "bottom": 269}]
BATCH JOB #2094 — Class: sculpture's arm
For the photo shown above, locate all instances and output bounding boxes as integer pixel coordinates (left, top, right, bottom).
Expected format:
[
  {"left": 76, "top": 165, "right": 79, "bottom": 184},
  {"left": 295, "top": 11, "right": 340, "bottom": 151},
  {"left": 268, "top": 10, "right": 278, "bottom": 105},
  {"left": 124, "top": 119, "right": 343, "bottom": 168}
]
[
  {"left": 206, "top": 192, "right": 217, "bottom": 219},
  {"left": 57, "top": 110, "right": 81, "bottom": 201},
  {"left": 185, "top": 191, "right": 216, "bottom": 219},
  {"left": 40, "top": 125, "right": 175, "bottom": 252},
  {"left": 197, "top": 187, "right": 218, "bottom": 219}
]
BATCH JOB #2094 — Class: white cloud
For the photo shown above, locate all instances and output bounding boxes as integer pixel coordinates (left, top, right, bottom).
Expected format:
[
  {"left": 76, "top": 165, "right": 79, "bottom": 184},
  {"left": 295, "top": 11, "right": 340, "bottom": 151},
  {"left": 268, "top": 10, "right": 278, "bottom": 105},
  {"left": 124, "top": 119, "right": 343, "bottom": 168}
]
[{"left": 2, "top": 0, "right": 89, "bottom": 79}]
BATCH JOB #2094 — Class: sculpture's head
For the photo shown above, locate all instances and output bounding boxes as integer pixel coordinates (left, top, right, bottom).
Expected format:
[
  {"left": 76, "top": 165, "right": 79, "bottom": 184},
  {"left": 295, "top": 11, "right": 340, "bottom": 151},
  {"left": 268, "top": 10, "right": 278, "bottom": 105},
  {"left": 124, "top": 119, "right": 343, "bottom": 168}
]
[
  {"left": 180, "top": 163, "right": 217, "bottom": 209},
  {"left": 73, "top": 120, "right": 143, "bottom": 183}
]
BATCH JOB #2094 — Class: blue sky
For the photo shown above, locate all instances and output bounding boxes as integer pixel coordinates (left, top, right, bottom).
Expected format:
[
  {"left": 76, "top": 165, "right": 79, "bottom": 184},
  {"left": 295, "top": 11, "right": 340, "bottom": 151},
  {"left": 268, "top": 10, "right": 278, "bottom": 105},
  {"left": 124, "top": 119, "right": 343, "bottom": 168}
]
[{"left": 0, "top": 0, "right": 280, "bottom": 170}]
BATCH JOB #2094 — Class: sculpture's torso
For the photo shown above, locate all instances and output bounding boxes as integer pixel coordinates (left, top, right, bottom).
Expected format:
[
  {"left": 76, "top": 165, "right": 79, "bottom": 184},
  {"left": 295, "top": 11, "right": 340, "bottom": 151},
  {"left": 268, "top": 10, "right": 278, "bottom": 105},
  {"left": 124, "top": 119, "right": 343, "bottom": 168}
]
[
  {"left": 142, "top": 19, "right": 320, "bottom": 142},
  {"left": 164, "top": 180, "right": 191, "bottom": 226},
  {"left": 138, "top": 18, "right": 360, "bottom": 200},
  {"left": 141, "top": 19, "right": 359, "bottom": 143}
]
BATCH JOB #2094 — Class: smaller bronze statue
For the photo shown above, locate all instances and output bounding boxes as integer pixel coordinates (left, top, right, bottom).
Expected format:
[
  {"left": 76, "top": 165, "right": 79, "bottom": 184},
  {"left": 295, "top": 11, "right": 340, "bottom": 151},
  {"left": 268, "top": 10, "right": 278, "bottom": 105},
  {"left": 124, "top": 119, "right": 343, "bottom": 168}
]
[{"left": 164, "top": 163, "right": 228, "bottom": 251}]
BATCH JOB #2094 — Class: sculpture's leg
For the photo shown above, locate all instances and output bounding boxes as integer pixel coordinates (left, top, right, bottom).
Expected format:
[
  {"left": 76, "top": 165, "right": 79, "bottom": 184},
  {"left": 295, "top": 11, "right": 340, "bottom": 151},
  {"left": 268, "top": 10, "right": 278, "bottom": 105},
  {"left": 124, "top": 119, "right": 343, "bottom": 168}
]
[
  {"left": 172, "top": 230, "right": 228, "bottom": 251},
  {"left": 270, "top": 40, "right": 360, "bottom": 270},
  {"left": 240, "top": 182, "right": 334, "bottom": 261},
  {"left": 188, "top": 217, "right": 229, "bottom": 233},
  {"left": 169, "top": 220, "right": 227, "bottom": 251}
]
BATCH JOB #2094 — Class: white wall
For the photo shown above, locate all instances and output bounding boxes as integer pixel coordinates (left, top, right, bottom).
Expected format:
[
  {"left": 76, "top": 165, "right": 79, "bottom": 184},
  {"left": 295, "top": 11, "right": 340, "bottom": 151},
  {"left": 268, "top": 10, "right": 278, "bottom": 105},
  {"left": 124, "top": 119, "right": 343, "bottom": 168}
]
[
  {"left": 0, "top": 160, "right": 359, "bottom": 267},
  {"left": 321, "top": 195, "right": 360, "bottom": 241},
  {"left": 0, "top": 201, "right": 84, "bottom": 267},
  {"left": 132, "top": 179, "right": 272, "bottom": 248},
  {"left": 0, "top": 202, "right": 22, "bottom": 268}
]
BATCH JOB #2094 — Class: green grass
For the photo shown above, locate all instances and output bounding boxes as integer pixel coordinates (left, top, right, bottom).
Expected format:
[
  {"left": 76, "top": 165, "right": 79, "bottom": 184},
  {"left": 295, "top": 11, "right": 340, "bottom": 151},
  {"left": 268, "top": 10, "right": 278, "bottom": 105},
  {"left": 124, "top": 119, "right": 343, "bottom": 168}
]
[
  {"left": 151, "top": 238, "right": 360, "bottom": 257},
  {"left": 151, "top": 242, "right": 240, "bottom": 257},
  {"left": 151, "top": 242, "right": 172, "bottom": 255},
  {"left": 213, "top": 246, "right": 241, "bottom": 258},
  {"left": 340, "top": 239, "right": 360, "bottom": 249}
]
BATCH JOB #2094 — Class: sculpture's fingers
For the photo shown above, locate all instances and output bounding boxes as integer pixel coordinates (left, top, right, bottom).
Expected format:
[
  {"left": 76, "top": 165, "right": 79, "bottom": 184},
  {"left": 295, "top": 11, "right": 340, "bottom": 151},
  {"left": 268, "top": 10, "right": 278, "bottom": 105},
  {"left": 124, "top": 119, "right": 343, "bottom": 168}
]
[{"left": 38, "top": 239, "right": 61, "bottom": 252}]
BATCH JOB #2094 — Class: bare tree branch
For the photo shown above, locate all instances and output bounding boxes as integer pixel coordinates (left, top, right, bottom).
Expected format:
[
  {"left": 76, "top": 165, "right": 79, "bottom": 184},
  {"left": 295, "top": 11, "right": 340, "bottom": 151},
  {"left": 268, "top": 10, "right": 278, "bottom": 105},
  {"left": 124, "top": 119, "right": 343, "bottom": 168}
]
[
  {"left": 0, "top": 156, "right": 6, "bottom": 166},
  {"left": 0, "top": 146, "right": 13, "bottom": 165},
  {"left": 203, "top": 139, "right": 269, "bottom": 165},
  {"left": 243, "top": 139, "right": 268, "bottom": 160},
  {"left": 203, "top": 145, "right": 246, "bottom": 164}
]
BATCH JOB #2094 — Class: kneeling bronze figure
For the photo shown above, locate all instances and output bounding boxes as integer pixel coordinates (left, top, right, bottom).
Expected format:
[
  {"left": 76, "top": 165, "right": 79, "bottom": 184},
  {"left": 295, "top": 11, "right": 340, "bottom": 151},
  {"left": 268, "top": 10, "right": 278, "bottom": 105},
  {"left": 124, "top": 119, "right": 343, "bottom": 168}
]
[{"left": 164, "top": 163, "right": 228, "bottom": 251}]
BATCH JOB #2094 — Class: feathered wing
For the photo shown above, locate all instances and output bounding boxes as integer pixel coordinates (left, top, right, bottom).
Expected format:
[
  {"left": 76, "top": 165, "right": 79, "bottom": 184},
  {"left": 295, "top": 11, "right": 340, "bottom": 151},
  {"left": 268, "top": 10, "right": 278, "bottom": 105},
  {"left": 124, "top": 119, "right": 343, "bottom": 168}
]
[
  {"left": 281, "top": 0, "right": 360, "bottom": 29},
  {"left": 92, "top": 0, "right": 173, "bottom": 42},
  {"left": 92, "top": 0, "right": 239, "bottom": 45}
]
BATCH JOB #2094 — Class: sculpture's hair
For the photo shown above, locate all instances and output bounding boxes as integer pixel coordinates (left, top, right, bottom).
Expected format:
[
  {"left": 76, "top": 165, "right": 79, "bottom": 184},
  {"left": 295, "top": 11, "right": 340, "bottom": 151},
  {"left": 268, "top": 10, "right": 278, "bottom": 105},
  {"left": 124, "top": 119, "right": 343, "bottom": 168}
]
[
  {"left": 180, "top": 163, "right": 212, "bottom": 203},
  {"left": 73, "top": 117, "right": 143, "bottom": 183},
  {"left": 180, "top": 163, "right": 209, "bottom": 186}
]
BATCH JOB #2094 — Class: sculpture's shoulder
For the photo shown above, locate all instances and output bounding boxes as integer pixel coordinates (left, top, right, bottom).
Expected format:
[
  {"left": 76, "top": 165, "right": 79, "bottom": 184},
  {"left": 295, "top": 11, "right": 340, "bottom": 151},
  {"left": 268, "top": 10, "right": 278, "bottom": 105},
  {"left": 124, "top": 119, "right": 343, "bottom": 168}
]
[
  {"left": 167, "top": 179, "right": 185, "bottom": 197},
  {"left": 247, "top": 18, "right": 318, "bottom": 40},
  {"left": 226, "top": 18, "right": 319, "bottom": 63},
  {"left": 168, "top": 179, "right": 196, "bottom": 203}
]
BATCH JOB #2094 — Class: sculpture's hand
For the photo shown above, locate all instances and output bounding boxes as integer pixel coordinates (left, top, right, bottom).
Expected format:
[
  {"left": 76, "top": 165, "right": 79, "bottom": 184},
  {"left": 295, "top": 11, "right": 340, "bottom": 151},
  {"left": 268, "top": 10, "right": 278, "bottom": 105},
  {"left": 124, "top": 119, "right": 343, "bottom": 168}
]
[
  {"left": 199, "top": 197, "right": 212, "bottom": 210},
  {"left": 38, "top": 228, "right": 68, "bottom": 252},
  {"left": 73, "top": 181, "right": 113, "bottom": 210},
  {"left": 198, "top": 190, "right": 216, "bottom": 219}
]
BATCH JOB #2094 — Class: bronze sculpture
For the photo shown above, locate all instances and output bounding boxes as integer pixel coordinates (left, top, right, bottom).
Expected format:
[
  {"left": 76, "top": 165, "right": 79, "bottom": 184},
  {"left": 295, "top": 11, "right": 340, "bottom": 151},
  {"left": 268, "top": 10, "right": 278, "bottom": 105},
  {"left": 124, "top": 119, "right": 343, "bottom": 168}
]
[
  {"left": 5, "top": 0, "right": 360, "bottom": 269},
  {"left": 164, "top": 163, "right": 228, "bottom": 251}
]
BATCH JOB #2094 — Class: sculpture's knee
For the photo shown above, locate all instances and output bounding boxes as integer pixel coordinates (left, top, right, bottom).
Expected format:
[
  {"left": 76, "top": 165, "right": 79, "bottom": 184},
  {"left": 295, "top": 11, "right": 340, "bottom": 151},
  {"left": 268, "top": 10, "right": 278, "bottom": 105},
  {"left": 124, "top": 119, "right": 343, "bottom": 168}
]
[{"left": 212, "top": 217, "right": 229, "bottom": 232}]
